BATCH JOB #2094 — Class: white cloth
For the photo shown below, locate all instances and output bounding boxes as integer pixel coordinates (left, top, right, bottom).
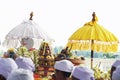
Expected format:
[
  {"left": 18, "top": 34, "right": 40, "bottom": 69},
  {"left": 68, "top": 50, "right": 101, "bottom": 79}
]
[
  {"left": 15, "top": 56, "right": 35, "bottom": 71},
  {"left": 7, "top": 68, "right": 34, "bottom": 80},
  {"left": 54, "top": 59, "right": 74, "bottom": 72},
  {"left": 112, "top": 60, "right": 120, "bottom": 67},
  {"left": 72, "top": 66, "right": 95, "bottom": 80},
  {"left": 112, "top": 66, "right": 120, "bottom": 80},
  {"left": 0, "top": 58, "right": 18, "bottom": 79},
  {"left": 3, "top": 20, "right": 54, "bottom": 49}
]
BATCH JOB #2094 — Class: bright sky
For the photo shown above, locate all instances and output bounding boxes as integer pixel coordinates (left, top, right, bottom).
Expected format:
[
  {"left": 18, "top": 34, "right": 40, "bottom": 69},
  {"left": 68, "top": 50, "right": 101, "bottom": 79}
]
[{"left": 0, "top": 0, "right": 120, "bottom": 49}]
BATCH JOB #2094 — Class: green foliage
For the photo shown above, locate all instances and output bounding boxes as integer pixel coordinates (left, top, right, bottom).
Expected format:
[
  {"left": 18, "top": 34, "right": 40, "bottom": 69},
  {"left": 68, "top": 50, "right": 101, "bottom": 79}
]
[
  {"left": 93, "top": 64, "right": 111, "bottom": 80},
  {"left": 17, "top": 46, "right": 29, "bottom": 57},
  {"left": 29, "top": 49, "right": 39, "bottom": 73},
  {"left": 17, "top": 46, "right": 39, "bottom": 72}
]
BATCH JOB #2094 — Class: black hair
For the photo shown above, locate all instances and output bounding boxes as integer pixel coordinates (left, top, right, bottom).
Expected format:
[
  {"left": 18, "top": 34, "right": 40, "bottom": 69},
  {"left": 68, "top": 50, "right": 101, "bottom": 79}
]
[
  {"left": 9, "top": 52, "right": 16, "bottom": 60},
  {"left": 57, "top": 54, "right": 66, "bottom": 59},
  {"left": 81, "top": 57, "right": 85, "bottom": 60},
  {"left": 62, "top": 71, "right": 71, "bottom": 77},
  {"left": 0, "top": 74, "right": 6, "bottom": 80},
  {"left": 55, "top": 69, "right": 71, "bottom": 78},
  {"left": 71, "top": 76, "right": 79, "bottom": 80}
]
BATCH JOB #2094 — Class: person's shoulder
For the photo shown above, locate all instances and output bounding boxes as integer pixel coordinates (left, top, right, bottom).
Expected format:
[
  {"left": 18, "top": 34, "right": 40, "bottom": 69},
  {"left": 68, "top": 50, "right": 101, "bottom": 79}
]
[{"left": 112, "top": 60, "right": 120, "bottom": 67}]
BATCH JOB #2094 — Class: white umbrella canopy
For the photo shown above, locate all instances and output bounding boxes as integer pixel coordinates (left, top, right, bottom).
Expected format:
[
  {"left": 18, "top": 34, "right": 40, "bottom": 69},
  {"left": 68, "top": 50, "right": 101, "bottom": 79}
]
[
  {"left": 5, "top": 20, "right": 53, "bottom": 41},
  {"left": 2, "top": 12, "right": 54, "bottom": 49},
  {"left": 2, "top": 39, "right": 21, "bottom": 48}
]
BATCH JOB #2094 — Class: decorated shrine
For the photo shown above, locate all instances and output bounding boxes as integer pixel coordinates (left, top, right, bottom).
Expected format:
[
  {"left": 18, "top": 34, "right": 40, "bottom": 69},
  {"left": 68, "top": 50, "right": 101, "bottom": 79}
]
[{"left": 38, "top": 41, "right": 54, "bottom": 76}]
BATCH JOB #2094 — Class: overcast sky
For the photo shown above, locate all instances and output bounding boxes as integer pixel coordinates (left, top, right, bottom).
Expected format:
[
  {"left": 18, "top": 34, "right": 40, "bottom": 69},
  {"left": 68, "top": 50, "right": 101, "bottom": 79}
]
[{"left": 0, "top": 0, "right": 120, "bottom": 48}]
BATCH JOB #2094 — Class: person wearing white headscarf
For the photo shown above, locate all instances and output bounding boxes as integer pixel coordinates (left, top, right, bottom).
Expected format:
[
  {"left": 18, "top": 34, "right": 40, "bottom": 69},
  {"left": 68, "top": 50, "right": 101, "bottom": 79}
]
[
  {"left": 71, "top": 66, "right": 95, "bottom": 80},
  {"left": 15, "top": 56, "right": 35, "bottom": 72},
  {"left": 112, "top": 65, "right": 120, "bottom": 80},
  {"left": 7, "top": 68, "right": 34, "bottom": 80},
  {"left": 110, "top": 60, "right": 120, "bottom": 79},
  {"left": 52, "top": 59, "right": 74, "bottom": 80},
  {"left": 0, "top": 58, "right": 18, "bottom": 79}
]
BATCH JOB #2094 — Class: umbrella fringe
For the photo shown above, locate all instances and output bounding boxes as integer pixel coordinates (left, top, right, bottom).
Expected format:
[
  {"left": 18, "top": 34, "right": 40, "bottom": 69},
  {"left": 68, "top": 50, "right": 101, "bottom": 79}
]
[{"left": 67, "top": 40, "right": 118, "bottom": 53}]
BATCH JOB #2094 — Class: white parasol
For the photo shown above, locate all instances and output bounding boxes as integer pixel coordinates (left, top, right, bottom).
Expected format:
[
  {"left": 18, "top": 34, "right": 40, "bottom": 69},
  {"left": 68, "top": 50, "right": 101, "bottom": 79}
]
[{"left": 2, "top": 12, "right": 54, "bottom": 49}]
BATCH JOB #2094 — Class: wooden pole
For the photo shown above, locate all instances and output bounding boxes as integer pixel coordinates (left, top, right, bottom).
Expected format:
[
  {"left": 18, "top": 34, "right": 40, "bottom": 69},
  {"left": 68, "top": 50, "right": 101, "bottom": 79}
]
[{"left": 91, "top": 40, "right": 94, "bottom": 69}]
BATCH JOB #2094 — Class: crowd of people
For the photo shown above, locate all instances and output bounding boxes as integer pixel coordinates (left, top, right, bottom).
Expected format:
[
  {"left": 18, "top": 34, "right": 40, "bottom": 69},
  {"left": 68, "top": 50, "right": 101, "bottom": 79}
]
[
  {"left": 52, "top": 56, "right": 120, "bottom": 80},
  {"left": 1, "top": 47, "right": 120, "bottom": 80},
  {"left": 51, "top": 57, "right": 95, "bottom": 80},
  {"left": 0, "top": 57, "right": 35, "bottom": 80},
  {"left": 0, "top": 48, "right": 35, "bottom": 80}
]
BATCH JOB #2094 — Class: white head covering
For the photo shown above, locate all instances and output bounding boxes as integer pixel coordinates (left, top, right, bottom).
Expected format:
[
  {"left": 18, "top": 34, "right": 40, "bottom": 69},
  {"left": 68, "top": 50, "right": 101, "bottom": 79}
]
[
  {"left": 72, "top": 66, "right": 95, "bottom": 80},
  {"left": 112, "top": 66, "right": 120, "bottom": 80},
  {"left": 0, "top": 58, "right": 18, "bottom": 79},
  {"left": 15, "top": 56, "right": 35, "bottom": 72},
  {"left": 54, "top": 59, "right": 74, "bottom": 72},
  {"left": 7, "top": 68, "right": 34, "bottom": 80},
  {"left": 112, "top": 60, "right": 120, "bottom": 67}
]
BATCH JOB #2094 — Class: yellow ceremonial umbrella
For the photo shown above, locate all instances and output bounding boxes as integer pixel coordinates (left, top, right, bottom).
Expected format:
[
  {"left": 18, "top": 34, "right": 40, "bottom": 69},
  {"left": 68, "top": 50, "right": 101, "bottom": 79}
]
[{"left": 67, "top": 12, "right": 119, "bottom": 68}]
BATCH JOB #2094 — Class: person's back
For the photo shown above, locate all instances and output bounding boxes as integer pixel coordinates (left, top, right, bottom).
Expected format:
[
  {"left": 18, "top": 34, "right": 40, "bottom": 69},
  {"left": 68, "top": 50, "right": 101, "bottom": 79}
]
[
  {"left": 0, "top": 58, "right": 18, "bottom": 80},
  {"left": 15, "top": 56, "right": 35, "bottom": 72},
  {"left": 110, "top": 60, "right": 120, "bottom": 79},
  {"left": 7, "top": 68, "right": 34, "bottom": 80},
  {"left": 112, "top": 65, "right": 120, "bottom": 80}
]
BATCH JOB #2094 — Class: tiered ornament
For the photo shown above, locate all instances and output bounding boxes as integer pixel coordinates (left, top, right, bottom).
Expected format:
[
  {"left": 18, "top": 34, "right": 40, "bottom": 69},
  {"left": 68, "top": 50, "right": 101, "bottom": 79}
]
[{"left": 38, "top": 41, "right": 54, "bottom": 76}]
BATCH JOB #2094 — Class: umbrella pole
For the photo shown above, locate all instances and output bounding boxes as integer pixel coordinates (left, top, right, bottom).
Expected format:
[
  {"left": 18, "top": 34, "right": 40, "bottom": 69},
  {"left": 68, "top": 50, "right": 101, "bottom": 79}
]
[
  {"left": 91, "top": 49, "right": 93, "bottom": 69},
  {"left": 91, "top": 40, "right": 94, "bottom": 69}
]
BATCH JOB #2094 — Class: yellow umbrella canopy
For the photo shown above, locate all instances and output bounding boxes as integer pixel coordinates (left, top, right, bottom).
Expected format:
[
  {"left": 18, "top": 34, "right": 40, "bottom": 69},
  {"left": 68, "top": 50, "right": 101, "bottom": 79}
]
[{"left": 67, "top": 12, "right": 119, "bottom": 68}]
